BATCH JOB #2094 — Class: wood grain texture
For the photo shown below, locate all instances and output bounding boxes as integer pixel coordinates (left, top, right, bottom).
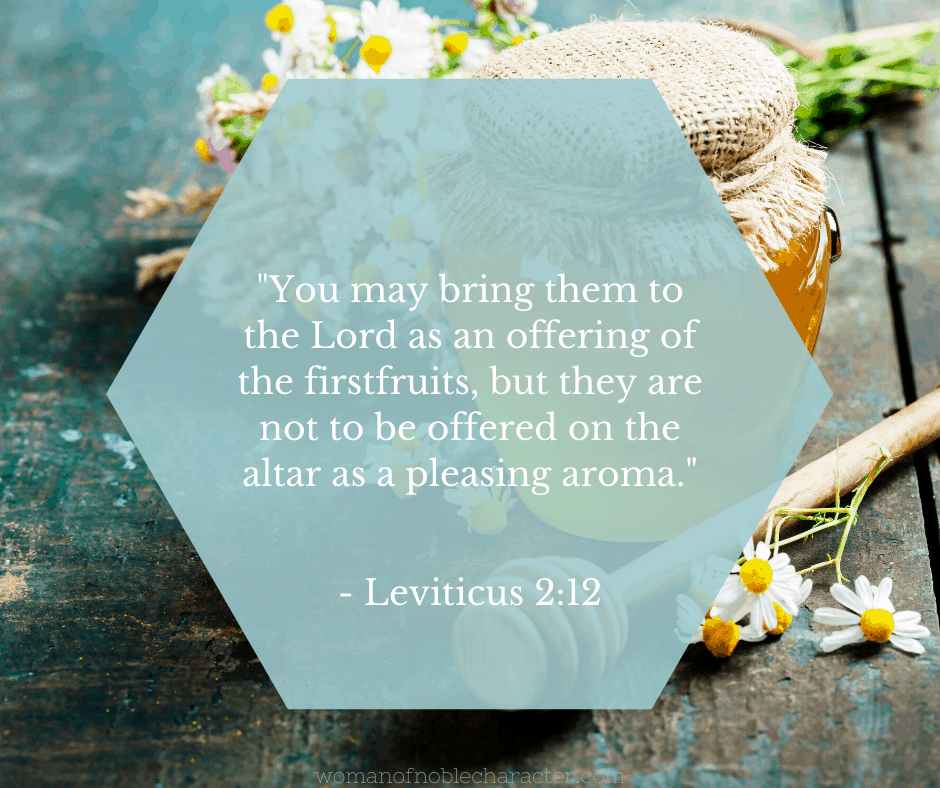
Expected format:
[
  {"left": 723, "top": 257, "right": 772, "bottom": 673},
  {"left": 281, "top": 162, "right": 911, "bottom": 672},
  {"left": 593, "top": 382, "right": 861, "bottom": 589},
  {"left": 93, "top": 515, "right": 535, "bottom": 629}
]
[
  {"left": 2, "top": 5, "right": 940, "bottom": 787},
  {"left": 875, "top": 93, "right": 940, "bottom": 509},
  {"left": 595, "top": 124, "right": 940, "bottom": 788}
]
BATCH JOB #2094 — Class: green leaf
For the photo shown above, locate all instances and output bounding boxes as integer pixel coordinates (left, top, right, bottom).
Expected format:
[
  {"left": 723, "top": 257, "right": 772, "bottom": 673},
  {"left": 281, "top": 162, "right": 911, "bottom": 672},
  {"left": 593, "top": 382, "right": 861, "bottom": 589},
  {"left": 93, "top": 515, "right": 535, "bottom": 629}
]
[{"left": 212, "top": 74, "right": 252, "bottom": 104}]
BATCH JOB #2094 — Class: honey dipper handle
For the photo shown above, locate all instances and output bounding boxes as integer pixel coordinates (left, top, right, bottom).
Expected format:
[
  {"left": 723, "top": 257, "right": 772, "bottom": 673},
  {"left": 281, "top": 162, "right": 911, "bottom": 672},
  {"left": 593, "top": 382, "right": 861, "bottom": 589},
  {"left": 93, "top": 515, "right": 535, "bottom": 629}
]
[
  {"left": 751, "top": 385, "right": 940, "bottom": 545},
  {"left": 607, "top": 387, "right": 940, "bottom": 610}
]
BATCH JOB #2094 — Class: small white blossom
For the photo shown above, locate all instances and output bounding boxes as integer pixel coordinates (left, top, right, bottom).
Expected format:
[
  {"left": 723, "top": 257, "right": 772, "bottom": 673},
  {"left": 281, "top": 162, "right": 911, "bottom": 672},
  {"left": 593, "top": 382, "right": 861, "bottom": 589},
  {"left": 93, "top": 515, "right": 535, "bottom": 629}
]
[
  {"left": 813, "top": 576, "right": 931, "bottom": 655},
  {"left": 354, "top": 0, "right": 438, "bottom": 79},
  {"left": 714, "top": 539, "right": 798, "bottom": 632},
  {"left": 445, "top": 482, "right": 516, "bottom": 535}
]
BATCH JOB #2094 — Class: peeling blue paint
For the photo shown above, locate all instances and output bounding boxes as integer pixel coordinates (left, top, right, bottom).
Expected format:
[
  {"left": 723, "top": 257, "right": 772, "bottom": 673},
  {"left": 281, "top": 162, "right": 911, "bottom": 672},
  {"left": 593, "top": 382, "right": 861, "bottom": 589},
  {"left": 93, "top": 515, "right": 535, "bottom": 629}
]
[
  {"left": 591, "top": 729, "right": 623, "bottom": 784},
  {"left": 838, "top": 662, "right": 890, "bottom": 788},
  {"left": 630, "top": 694, "right": 695, "bottom": 788}
]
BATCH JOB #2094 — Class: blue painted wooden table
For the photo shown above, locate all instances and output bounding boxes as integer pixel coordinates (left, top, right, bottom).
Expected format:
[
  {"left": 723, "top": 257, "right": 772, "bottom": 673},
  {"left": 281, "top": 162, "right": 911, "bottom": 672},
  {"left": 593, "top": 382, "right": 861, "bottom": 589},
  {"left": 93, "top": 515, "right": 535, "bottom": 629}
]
[{"left": 1, "top": 1, "right": 939, "bottom": 785}]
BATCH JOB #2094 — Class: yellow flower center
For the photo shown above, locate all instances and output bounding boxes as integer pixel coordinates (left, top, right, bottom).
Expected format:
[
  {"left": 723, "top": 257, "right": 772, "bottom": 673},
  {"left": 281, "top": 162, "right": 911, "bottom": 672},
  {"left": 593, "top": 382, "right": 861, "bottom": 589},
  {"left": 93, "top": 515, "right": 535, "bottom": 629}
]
[
  {"left": 391, "top": 464, "right": 414, "bottom": 499},
  {"left": 740, "top": 558, "right": 773, "bottom": 594},
  {"left": 415, "top": 263, "right": 432, "bottom": 285},
  {"left": 511, "top": 35, "right": 525, "bottom": 46},
  {"left": 701, "top": 617, "right": 739, "bottom": 658},
  {"left": 860, "top": 608, "right": 894, "bottom": 643},
  {"left": 194, "top": 138, "right": 215, "bottom": 163},
  {"left": 388, "top": 216, "right": 414, "bottom": 244},
  {"left": 764, "top": 602, "right": 793, "bottom": 635},
  {"left": 265, "top": 4, "right": 294, "bottom": 33},
  {"left": 391, "top": 433, "right": 420, "bottom": 454},
  {"left": 361, "top": 36, "right": 392, "bottom": 73},
  {"left": 351, "top": 263, "right": 383, "bottom": 286},
  {"left": 326, "top": 16, "right": 337, "bottom": 43},
  {"left": 444, "top": 32, "right": 469, "bottom": 55},
  {"left": 467, "top": 498, "right": 507, "bottom": 535},
  {"left": 261, "top": 73, "right": 279, "bottom": 91}
]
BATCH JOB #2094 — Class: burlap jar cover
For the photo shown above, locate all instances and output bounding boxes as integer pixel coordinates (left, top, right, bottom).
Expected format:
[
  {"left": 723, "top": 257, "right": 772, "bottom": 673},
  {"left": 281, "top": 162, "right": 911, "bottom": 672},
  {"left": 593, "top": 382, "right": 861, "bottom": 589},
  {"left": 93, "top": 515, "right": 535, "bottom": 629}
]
[{"left": 428, "top": 19, "right": 829, "bottom": 275}]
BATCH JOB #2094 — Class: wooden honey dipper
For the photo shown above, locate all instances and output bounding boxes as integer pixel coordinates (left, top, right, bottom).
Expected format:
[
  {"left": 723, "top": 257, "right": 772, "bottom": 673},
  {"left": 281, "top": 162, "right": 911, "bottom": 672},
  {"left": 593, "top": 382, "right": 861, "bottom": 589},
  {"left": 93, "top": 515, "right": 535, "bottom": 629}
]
[{"left": 453, "top": 387, "right": 940, "bottom": 708}]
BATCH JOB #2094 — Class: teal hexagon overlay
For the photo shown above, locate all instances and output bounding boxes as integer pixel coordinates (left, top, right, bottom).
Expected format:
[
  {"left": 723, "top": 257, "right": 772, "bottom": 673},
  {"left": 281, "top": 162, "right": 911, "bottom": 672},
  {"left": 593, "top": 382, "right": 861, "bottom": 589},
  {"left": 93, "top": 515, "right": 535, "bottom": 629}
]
[{"left": 108, "top": 80, "right": 831, "bottom": 709}]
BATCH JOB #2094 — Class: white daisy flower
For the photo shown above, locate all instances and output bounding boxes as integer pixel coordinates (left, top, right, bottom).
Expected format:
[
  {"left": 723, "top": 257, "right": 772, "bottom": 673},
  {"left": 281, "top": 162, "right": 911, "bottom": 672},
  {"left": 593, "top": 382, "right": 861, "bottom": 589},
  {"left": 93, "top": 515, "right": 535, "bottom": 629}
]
[
  {"left": 383, "top": 190, "right": 438, "bottom": 245},
  {"left": 264, "top": 0, "right": 346, "bottom": 79},
  {"left": 687, "top": 606, "right": 768, "bottom": 658},
  {"left": 674, "top": 555, "right": 735, "bottom": 642},
  {"left": 523, "top": 21, "right": 550, "bottom": 37},
  {"left": 813, "top": 576, "right": 931, "bottom": 655},
  {"left": 461, "top": 36, "right": 497, "bottom": 70},
  {"left": 444, "top": 481, "right": 516, "bottom": 535},
  {"left": 363, "top": 426, "right": 441, "bottom": 499},
  {"left": 328, "top": 7, "right": 360, "bottom": 42},
  {"left": 763, "top": 575, "right": 813, "bottom": 635},
  {"left": 353, "top": 0, "right": 438, "bottom": 79},
  {"left": 713, "top": 539, "right": 798, "bottom": 633},
  {"left": 676, "top": 597, "right": 713, "bottom": 643},
  {"left": 439, "top": 30, "right": 496, "bottom": 74},
  {"left": 361, "top": 241, "right": 426, "bottom": 290}
]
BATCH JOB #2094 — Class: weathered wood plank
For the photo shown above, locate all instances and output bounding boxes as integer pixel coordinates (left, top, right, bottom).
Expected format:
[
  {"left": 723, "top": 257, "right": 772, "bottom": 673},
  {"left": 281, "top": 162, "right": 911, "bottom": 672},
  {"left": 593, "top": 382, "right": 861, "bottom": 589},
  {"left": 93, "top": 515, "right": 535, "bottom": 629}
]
[
  {"left": 3, "top": 6, "right": 940, "bottom": 787},
  {"left": 594, "top": 125, "right": 940, "bottom": 787},
  {"left": 875, "top": 94, "right": 940, "bottom": 513}
]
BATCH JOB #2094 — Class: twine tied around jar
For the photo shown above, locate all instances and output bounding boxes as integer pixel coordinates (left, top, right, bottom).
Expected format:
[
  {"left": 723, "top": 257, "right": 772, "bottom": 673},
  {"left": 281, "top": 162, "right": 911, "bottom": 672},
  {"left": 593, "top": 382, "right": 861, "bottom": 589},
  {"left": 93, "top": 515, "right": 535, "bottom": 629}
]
[{"left": 427, "top": 19, "right": 830, "bottom": 275}]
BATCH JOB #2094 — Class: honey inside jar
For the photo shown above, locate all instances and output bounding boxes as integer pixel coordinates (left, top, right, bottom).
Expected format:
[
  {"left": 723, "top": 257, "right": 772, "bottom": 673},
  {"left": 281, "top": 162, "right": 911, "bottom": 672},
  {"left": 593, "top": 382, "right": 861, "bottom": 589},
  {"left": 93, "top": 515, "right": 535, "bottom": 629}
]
[{"left": 761, "top": 211, "right": 835, "bottom": 356}]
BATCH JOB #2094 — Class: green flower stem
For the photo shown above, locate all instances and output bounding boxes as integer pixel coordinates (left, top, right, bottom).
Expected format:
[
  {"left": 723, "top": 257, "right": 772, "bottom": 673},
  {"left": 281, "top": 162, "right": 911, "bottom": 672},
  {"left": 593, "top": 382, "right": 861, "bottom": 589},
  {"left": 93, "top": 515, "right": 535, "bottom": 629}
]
[
  {"left": 341, "top": 37, "right": 361, "bottom": 65},
  {"left": 433, "top": 19, "right": 478, "bottom": 28},
  {"left": 758, "top": 444, "right": 892, "bottom": 583}
]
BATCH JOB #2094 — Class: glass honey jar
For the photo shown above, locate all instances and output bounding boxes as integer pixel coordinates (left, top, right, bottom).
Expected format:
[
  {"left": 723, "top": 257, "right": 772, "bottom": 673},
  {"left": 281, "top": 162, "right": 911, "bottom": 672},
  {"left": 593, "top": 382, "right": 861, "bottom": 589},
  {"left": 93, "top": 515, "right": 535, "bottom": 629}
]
[
  {"left": 763, "top": 205, "right": 842, "bottom": 355},
  {"left": 424, "top": 21, "right": 841, "bottom": 541}
]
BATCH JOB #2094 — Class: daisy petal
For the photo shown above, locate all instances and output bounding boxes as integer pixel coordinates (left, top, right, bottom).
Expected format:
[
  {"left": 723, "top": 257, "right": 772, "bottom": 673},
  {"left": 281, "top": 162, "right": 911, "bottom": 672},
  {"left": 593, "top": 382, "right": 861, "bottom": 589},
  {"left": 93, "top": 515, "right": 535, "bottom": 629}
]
[
  {"left": 830, "top": 583, "right": 865, "bottom": 615},
  {"left": 854, "top": 576, "right": 875, "bottom": 609},
  {"left": 769, "top": 554, "right": 792, "bottom": 570},
  {"left": 725, "top": 594, "right": 752, "bottom": 623},
  {"left": 813, "top": 607, "right": 861, "bottom": 626},
  {"left": 795, "top": 578, "right": 813, "bottom": 606},
  {"left": 714, "top": 578, "right": 744, "bottom": 606},
  {"left": 743, "top": 539, "right": 755, "bottom": 560},
  {"left": 676, "top": 595, "right": 703, "bottom": 619},
  {"left": 892, "top": 623, "right": 930, "bottom": 639},
  {"left": 874, "top": 576, "right": 893, "bottom": 609},
  {"left": 739, "top": 623, "right": 767, "bottom": 643},
  {"left": 893, "top": 610, "right": 921, "bottom": 626},
  {"left": 771, "top": 587, "right": 799, "bottom": 616},
  {"left": 759, "top": 593, "right": 777, "bottom": 630},
  {"left": 820, "top": 626, "right": 866, "bottom": 652},
  {"left": 756, "top": 541, "right": 770, "bottom": 561},
  {"left": 889, "top": 635, "right": 926, "bottom": 655}
]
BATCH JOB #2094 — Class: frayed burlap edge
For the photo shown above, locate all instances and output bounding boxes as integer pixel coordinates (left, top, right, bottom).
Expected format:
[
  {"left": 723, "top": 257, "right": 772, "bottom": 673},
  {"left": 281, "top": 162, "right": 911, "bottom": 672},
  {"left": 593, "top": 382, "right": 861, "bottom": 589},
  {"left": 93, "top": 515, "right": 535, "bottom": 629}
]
[
  {"left": 425, "top": 149, "right": 752, "bottom": 282},
  {"left": 705, "top": 98, "right": 830, "bottom": 272},
  {"left": 468, "top": 17, "right": 831, "bottom": 272}
]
